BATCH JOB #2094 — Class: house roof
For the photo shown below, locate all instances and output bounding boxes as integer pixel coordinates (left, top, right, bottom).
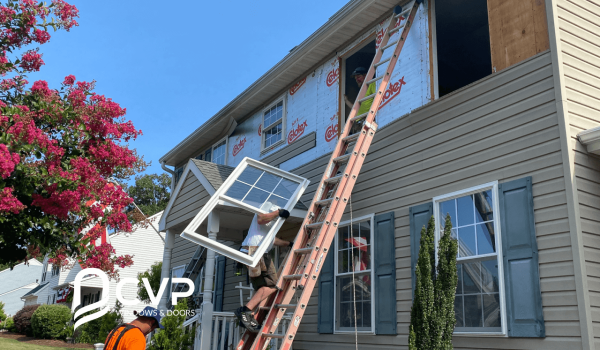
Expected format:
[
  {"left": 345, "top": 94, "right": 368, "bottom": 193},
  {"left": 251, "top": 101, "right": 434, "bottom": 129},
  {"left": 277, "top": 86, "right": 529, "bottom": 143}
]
[
  {"left": 21, "top": 282, "right": 48, "bottom": 298},
  {"left": 190, "top": 159, "right": 308, "bottom": 210},
  {"left": 160, "top": 0, "right": 400, "bottom": 167}
]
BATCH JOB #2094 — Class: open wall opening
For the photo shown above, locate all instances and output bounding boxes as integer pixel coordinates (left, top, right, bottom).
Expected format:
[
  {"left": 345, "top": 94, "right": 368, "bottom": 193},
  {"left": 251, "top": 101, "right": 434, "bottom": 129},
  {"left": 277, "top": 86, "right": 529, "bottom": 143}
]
[
  {"left": 435, "top": 0, "right": 492, "bottom": 97},
  {"left": 342, "top": 39, "right": 376, "bottom": 123}
]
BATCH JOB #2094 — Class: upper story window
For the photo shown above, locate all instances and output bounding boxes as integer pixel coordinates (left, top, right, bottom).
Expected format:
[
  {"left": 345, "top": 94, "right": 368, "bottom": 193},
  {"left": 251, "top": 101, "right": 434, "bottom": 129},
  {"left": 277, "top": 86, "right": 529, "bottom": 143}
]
[
  {"left": 334, "top": 216, "right": 374, "bottom": 333},
  {"left": 51, "top": 264, "right": 60, "bottom": 277},
  {"left": 433, "top": 182, "right": 505, "bottom": 333},
  {"left": 196, "top": 137, "right": 228, "bottom": 165},
  {"left": 262, "top": 100, "right": 285, "bottom": 150}
]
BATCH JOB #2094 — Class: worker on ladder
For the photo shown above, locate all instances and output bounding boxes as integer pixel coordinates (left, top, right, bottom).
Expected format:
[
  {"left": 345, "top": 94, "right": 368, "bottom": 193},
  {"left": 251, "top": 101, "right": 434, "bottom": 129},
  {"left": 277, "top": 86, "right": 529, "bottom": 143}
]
[
  {"left": 234, "top": 204, "right": 294, "bottom": 332},
  {"left": 344, "top": 66, "right": 376, "bottom": 127}
]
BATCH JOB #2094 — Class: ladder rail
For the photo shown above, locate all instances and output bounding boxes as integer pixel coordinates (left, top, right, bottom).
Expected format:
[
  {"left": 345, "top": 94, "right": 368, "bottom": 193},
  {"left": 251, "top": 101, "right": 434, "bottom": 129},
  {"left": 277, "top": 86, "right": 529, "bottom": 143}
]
[{"left": 237, "top": 2, "right": 422, "bottom": 349}]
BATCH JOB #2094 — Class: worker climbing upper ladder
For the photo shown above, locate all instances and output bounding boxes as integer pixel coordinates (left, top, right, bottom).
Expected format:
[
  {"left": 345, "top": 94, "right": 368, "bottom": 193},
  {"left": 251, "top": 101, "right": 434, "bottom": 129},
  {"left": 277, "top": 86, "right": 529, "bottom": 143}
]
[{"left": 237, "top": 1, "right": 423, "bottom": 349}]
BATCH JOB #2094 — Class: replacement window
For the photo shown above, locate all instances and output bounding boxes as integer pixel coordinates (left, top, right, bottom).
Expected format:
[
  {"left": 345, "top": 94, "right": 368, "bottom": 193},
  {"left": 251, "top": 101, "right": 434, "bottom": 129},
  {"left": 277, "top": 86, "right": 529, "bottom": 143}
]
[{"left": 180, "top": 157, "right": 309, "bottom": 267}]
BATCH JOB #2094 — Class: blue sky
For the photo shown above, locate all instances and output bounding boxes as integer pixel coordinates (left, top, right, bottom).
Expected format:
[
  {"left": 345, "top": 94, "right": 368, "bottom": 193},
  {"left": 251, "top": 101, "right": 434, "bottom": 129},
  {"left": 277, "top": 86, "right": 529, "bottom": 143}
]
[{"left": 26, "top": 0, "right": 350, "bottom": 183}]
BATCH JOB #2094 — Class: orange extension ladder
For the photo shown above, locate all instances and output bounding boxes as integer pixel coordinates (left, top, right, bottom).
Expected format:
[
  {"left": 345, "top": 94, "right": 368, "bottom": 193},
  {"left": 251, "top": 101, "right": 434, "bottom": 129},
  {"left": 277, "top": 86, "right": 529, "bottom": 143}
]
[{"left": 237, "top": 2, "right": 422, "bottom": 349}]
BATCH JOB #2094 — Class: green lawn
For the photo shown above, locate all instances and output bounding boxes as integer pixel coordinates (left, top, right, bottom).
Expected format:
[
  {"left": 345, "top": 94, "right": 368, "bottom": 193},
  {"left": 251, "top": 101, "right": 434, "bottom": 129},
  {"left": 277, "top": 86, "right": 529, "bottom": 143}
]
[{"left": 0, "top": 337, "right": 86, "bottom": 349}]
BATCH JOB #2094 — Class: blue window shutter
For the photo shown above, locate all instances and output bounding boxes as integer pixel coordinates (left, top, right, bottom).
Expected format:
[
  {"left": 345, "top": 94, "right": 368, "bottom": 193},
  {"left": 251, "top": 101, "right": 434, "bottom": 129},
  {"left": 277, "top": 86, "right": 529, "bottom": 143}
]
[
  {"left": 317, "top": 247, "right": 334, "bottom": 334},
  {"left": 409, "top": 202, "right": 433, "bottom": 297},
  {"left": 214, "top": 256, "right": 226, "bottom": 312},
  {"left": 374, "top": 212, "right": 397, "bottom": 335},
  {"left": 499, "top": 177, "right": 545, "bottom": 337}
]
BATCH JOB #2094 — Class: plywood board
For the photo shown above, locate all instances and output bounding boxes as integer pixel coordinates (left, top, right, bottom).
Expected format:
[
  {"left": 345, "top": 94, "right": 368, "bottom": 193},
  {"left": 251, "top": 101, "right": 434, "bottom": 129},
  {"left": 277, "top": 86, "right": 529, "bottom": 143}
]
[{"left": 488, "top": 0, "right": 550, "bottom": 72}]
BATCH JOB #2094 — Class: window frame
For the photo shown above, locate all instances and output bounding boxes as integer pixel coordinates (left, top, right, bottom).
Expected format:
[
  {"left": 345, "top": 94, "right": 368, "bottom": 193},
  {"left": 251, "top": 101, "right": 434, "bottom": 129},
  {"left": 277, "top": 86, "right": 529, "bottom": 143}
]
[
  {"left": 171, "top": 265, "right": 186, "bottom": 279},
  {"left": 333, "top": 213, "right": 376, "bottom": 334},
  {"left": 180, "top": 157, "right": 309, "bottom": 267},
  {"left": 260, "top": 98, "right": 286, "bottom": 152},
  {"left": 432, "top": 181, "right": 507, "bottom": 336},
  {"left": 196, "top": 136, "right": 229, "bottom": 165}
]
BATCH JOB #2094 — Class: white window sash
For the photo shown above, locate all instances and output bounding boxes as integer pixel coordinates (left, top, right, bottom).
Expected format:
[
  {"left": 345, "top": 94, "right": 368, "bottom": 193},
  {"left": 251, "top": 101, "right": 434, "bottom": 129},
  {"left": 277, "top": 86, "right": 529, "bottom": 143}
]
[
  {"left": 432, "top": 181, "right": 507, "bottom": 335},
  {"left": 180, "top": 157, "right": 309, "bottom": 267},
  {"left": 261, "top": 98, "right": 286, "bottom": 152}
]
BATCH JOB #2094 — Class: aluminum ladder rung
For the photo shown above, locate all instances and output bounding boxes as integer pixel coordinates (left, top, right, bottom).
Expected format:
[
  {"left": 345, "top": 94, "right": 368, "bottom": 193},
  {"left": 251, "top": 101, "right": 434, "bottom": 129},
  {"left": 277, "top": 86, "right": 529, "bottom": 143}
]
[
  {"left": 275, "top": 304, "right": 296, "bottom": 309},
  {"left": 283, "top": 274, "right": 303, "bottom": 281},
  {"left": 381, "top": 39, "right": 399, "bottom": 52},
  {"left": 263, "top": 334, "right": 285, "bottom": 339},
  {"left": 349, "top": 112, "right": 368, "bottom": 123},
  {"left": 305, "top": 221, "right": 324, "bottom": 229},
  {"left": 324, "top": 174, "right": 343, "bottom": 184},
  {"left": 315, "top": 197, "right": 333, "bottom": 207},
  {"left": 394, "top": 8, "right": 411, "bottom": 19},
  {"left": 333, "top": 153, "right": 351, "bottom": 164},
  {"left": 358, "top": 93, "right": 376, "bottom": 103},
  {"left": 342, "top": 132, "right": 360, "bottom": 143},
  {"left": 374, "top": 57, "right": 391, "bottom": 68},
  {"left": 294, "top": 247, "right": 314, "bottom": 254},
  {"left": 389, "top": 23, "right": 405, "bottom": 36},
  {"left": 367, "top": 75, "right": 384, "bottom": 85}
]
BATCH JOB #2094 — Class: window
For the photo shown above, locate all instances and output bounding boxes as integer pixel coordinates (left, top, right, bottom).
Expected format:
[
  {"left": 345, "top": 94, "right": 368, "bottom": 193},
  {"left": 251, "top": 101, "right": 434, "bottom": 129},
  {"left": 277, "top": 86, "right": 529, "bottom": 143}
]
[
  {"left": 261, "top": 100, "right": 285, "bottom": 150},
  {"left": 180, "top": 158, "right": 309, "bottom": 267},
  {"left": 51, "top": 264, "right": 60, "bottom": 276},
  {"left": 433, "top": 182, "right": 505, "bottom": 334},
  {"left": 334, "top": 216, "right": 374, "bottom": 333},
  {"left": 172, "top": 265, "right": 186, "bottom": 279},
  {"left": 174, "top": 167, "right": 184, "bottom": 186},
  {"left": 195, "top": 137, "right": 228, "bottom": 165}
]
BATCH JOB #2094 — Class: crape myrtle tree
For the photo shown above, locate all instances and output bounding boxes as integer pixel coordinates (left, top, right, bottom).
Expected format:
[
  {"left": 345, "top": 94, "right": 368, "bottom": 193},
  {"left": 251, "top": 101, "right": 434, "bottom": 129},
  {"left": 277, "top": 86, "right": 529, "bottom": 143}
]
[
  {"left": 0, "top": 0, "right": 146, "bottom": 278},
  {"left": 409, "top": 215, "right": 458, "bottom": 350}
]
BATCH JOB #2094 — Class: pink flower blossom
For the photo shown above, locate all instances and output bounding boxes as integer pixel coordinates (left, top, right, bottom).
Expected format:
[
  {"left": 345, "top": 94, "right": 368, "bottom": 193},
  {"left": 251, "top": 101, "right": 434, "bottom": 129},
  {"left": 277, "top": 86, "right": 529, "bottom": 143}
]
[
  {"left": 52, "top": 0, "right": 79, "bottom": 31},
  {"left": 0, "top": 144, "right": 20, "bottom": 178},
  {"left": 33, "top": 29, "right": 50, "bottom": 44},
  {"left": 62, "top": 75, "right": 75, "bottom": 85},
  {"left": 31, "top": 80, "right": 51, "bottom": 96},
  {"left": 19, "top": 51, "right": 44, "bottom": 71},
  {"left": 0, "top": 187, "right": 25, "bottom": 214}
]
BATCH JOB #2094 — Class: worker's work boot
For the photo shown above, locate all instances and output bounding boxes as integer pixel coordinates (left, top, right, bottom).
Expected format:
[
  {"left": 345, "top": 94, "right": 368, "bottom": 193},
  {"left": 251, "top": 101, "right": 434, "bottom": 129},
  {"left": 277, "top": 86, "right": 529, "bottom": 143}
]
[{"left": 235, "top": 306, "right": 260, "bottom": 333}]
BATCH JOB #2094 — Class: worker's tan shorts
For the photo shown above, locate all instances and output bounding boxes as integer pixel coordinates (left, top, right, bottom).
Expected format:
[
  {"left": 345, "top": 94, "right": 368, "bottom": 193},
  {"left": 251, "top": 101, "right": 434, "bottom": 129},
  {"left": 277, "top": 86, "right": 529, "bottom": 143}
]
[{"left": 243, "top": 246, "right": 278, "bottom": 291}]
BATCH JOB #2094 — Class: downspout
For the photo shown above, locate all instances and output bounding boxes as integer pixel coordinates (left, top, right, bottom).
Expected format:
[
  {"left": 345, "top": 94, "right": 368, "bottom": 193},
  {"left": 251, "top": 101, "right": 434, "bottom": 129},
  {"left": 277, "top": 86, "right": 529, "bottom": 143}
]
[{"left": 161, "top": 161, "right": 176, "bottom": 192}]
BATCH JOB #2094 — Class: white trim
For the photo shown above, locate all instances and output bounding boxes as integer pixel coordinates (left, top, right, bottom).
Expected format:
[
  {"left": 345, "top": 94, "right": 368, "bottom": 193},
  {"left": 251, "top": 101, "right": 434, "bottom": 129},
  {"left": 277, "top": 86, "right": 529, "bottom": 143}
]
[
  {"left": 171, "top": 264, "right": 186, "bottom": 279},
  {"left": 430, "top": 0, "right": 439, "bottom": 100},
  {"left": 180, "top": 157, "right": 310, "bottom": 267},
  {"left": 432, "top": 181, "right": 507, "bottom": 335},
  {"left": 260, "top": 97, "right": 287, "bottom": 153},
  {"left": 333, "top": 214, "right": 375, "bottom": 334}
]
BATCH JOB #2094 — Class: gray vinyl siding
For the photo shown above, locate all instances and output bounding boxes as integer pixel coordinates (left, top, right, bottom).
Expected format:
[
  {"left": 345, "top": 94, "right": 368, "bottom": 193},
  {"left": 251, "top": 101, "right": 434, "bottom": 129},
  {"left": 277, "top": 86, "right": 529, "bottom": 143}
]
[
  {"left": 556, "top": 0, "right": 600, "bottom": 346},
  {"left": 284, "top": 51, "right": 582, "bottom": 349},
  {"left": 165, "top": 171, "right": 212, "bottom": 230}
]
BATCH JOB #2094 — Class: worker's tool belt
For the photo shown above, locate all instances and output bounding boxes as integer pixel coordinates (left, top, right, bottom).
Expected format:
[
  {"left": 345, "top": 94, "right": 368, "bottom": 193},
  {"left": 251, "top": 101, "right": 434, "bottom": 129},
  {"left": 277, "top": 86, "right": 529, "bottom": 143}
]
[{"left": 242, "top": 246, "right": 267, "bottom": 278}]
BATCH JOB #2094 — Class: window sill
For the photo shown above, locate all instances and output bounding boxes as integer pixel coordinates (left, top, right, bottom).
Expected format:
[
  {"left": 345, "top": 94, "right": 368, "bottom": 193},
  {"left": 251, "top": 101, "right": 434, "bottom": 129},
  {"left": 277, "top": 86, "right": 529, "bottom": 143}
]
[
  {"left": 453, "top": 331, "right": 507, "bottom": 337},
  {"left": 260, "top": 139, "right": 285, "bottom": 155},
  {"left": 334, "top": 330, "right": 375, "bottom": 335}
]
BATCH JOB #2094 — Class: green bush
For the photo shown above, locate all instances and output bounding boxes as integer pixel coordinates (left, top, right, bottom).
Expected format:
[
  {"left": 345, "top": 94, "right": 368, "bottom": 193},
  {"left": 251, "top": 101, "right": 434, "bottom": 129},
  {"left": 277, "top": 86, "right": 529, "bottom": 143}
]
[
  {"left": 2, "top": 317, "right": 15, "bottom": 332},
  {"left": 0, "top": 301, "right": 7, "bottom": 323},
  {"left": 149, "top": 298, "right": 194, "bottom": 350},
  {"left": 13, "top": 304, "right": 39, "bottom": 336},
  {"left": 76, "top": 301, "right": 123, "bottom": 344},
  {"left": 31, "top": 304, "right": 72, "bottom": 339}
]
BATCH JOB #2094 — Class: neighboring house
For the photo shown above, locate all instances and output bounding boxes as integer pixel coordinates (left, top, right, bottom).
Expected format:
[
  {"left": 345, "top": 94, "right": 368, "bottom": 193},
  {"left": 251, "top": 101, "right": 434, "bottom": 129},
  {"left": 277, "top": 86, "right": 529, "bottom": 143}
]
[
  {"left": 158, "top": 1, "right": 600, "bottom": 350},
  {"left": 28, "top": 211, "right": 166, "bottom": 323},
  {"left": 0, "top": 259, "right": 42, "bottom": 316}
]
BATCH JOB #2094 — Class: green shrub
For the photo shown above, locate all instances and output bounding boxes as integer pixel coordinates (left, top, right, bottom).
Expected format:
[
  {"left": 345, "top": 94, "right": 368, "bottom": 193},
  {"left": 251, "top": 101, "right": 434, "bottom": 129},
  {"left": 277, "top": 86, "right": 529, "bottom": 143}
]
[
  {"left": 0, "top": 301, "right": 6, "bottom": 323},
  {"left": 13, "top": 304, "right": 39, "bottom": 336},
  {"left": 2, "top": 317, "right": 15, "bottom": 332},
  {"left": 31, "top": 304, "right": 72, "bottom": 339},
  {"left": 149, "top": 298, "right": 194, "bottom": 350},
  {"left": 76, "top": 301, "right": 123, "bottom": 344}
]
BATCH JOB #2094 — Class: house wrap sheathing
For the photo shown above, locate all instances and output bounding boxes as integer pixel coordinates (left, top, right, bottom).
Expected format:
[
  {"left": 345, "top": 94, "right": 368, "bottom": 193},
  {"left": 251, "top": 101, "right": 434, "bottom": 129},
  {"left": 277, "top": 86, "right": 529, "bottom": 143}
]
[{"left": 158, "top": 0, "right": 600, "bottom": 349}]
